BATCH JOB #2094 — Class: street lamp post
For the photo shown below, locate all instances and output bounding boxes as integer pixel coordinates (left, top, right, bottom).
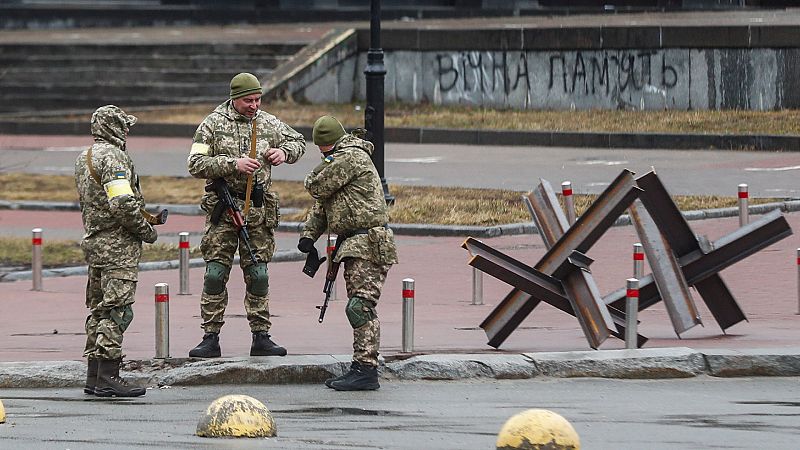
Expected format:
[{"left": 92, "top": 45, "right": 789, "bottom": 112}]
[{"left": 364, "top": 0, "right": 394, "bottom": 204}]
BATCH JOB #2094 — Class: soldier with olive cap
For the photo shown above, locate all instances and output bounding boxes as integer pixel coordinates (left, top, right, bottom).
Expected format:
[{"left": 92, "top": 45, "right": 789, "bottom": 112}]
[
  {"left": 298, "top": 115, "right": 397, "bottom": 391},
  {"left": 188, "top": 72, "right": 305, "bottom": 358}
]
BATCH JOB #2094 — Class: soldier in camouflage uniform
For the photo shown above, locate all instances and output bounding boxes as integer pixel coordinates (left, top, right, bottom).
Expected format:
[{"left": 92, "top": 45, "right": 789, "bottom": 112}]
[
  {"left": 187, "top": 73, "right": 305, "bottom": 358},
  {"left": 75, "top": 105, "right": 157, "bottom": 397},
  {"left": 298, "top": 116, "right": 398, "bottom": 391}
]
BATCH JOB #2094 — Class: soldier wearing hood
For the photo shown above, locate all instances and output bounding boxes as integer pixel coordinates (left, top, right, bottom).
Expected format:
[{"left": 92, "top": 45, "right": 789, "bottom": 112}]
[
  {"left": 298, "top": 115, "right": 398, "bottom": 391},
  {"left": 187, "top": 72, "right": 305, "bottom": 358},
  {"left": 75, "top": 105, "right": 157, "bottom": 397}
]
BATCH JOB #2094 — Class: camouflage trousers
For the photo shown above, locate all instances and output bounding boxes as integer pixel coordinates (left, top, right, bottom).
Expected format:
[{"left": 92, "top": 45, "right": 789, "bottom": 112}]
[
  {"left": 199, "top": 217, "right": 276, "bottom": 333},
  {"left": 342, "top": 257, "right": 391, "bottom": 367},
  {"left": 83, "top": 266, "right": 138, "bottom": 361}
]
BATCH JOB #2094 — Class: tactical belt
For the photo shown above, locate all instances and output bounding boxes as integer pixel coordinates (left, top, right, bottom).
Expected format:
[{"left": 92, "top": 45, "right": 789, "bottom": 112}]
[
  {"left": 343, "top": 224, "right": 388, "bottom": 238},
  {"left": 231, "top": 184, "right": 264, "bottom": 207}
]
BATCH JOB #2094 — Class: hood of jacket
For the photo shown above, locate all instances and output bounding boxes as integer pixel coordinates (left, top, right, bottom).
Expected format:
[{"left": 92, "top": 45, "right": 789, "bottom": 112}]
[{"left": 90, "top": 105, "right": 136, "bottom": 149}]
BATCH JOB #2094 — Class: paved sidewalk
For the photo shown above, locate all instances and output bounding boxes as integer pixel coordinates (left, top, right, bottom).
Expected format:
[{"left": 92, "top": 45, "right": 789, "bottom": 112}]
[{"left": 1, "top": 208, "right": 799, "bottom": 386}]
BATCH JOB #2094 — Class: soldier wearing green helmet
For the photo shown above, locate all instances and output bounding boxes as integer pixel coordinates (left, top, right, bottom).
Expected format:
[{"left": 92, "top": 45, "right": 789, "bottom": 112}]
[
  {"left": 188, "top": 72, "right": 306, "bottom": 358},
  {"left": 298, "top": 115, "right": 398, "bottom": 391}
]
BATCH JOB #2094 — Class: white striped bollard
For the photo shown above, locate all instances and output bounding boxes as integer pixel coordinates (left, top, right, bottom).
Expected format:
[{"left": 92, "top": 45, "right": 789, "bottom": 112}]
[
  {"left": 31, "top": 228, "right": 43, "bottom": 291},
  {"left": 327, "top": 236, "right": 338, "bottom": 301},
  {"left": 625, "top": 278, "right": 639, "bottom": 349},
  {"left": 472, "top": 267, "right": 483, "bottom": 305},
  {"left": 178, "top": 232, "right": 190, "bottom": 295},
  {"left": 797, "top": 248, "right": 800, "bottom": 315},
  {"left": 633, "top": 243, "right": 644, "bottom": 280},
  {"left": 562, "top": 181, "right": 576, "bottom": 225},
  {"left": 402, "top": 278, "right": 415, "bottom": 352},
  {"left": 738, "top": 183, "right": 749, "bottom": 227},
  {"left": 155, "top": 283, "right": 170, "bottom": 359}
]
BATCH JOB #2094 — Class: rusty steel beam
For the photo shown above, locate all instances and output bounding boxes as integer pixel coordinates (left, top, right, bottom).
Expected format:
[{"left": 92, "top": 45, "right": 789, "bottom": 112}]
[
  {"left": 629, "top": 198, "right": 702, "bottom": 336},
  {"left": 465, "top": 237, "right": 647, "bottom": 348},
  {"left": 536, "top": 169, "right": 643, "bottom": 272},
  {"left": 523, "top": 179, "right": 568, "bottom": 248},
  {"left": 606, "top": 209, "right": 792, "bottom": 331}
]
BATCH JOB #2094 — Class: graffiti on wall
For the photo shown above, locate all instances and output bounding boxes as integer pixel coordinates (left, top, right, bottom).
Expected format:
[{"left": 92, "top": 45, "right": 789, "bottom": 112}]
[{"left": 429, "top": 49, "right": 685, "bottom": 109}]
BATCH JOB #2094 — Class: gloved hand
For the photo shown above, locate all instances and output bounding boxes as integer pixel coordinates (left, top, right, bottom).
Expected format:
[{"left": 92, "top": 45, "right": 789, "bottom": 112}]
[
  {"left": 141, "top": 223, "right": 158, "bottom": 244},
  {"left": 297, "top": 237, "right": 316, "bottom": 253}
]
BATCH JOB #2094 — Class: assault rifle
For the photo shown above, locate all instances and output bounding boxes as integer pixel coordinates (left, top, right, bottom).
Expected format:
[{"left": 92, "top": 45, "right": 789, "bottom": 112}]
[
  {"left": 317, "top": 234, "right": 346, "bottom": 323},
  {"left": 206, "top": 178, "right": 260, "bottom": 266}
]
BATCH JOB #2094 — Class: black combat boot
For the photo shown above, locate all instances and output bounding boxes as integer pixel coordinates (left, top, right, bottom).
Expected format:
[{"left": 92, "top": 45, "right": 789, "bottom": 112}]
[
  {"left": 250, "top": 331, "right": 287, "bottom": 356},
  {"left": 94, "top": 359, "right": 146, "bottom": 398},
  {"left": 84, "top": 358, "right": 98, "bottom": 395},
  {"left": 188, "top": 332, "right": 221, "bottom": 358},
  {"left": 329, "top": 361, "right": 380, "bottom": 391},
  {"left": 325, "top": 362, "right": 357, "bottom": 388}
]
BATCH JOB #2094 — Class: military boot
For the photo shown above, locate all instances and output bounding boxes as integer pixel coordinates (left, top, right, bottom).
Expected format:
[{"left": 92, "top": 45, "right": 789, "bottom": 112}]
[
  {"left": 188, "top": 332, "right": 221, "bottom": 358},
  {"left": 325, "top": 362, "right": 358, "bottom": 388},
  {"left": 94, "top": 359, "right": 146, "bottom": 398},
  {"left": 250, "top": 331, "right": 287, "bottom": 356},
  {"left": 84, "top": 358, "right": 98, "bottom": 395},
  {"left": 329, "top": 361, "right": 380, "bottom": 391}
]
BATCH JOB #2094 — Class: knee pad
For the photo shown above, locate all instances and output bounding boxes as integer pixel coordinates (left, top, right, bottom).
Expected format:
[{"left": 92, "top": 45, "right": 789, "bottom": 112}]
[
  {"left": 244, "top": 262, "right": 269, "bottom": 296},
  {"left": 109, "top": 305, "right": 134, "bottom": 333},
  {"left": 203, "top": 261, "right": 230, "bottom": 295},
  {"left": 345, "top": 297, "right": 376, "bottom": 329}
]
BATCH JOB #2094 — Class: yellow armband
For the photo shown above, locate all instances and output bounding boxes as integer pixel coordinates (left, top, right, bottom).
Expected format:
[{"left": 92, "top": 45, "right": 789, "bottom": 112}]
[
  {"left": 190, "top": 143, "right": 210, "bottom": 155},
  {"left": 104, "top": 179, "right": 134, "bottom": 199}
]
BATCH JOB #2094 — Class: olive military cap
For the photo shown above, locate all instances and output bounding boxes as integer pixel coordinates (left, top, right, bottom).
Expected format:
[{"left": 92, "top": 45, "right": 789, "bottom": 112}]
[
  {"left": 230, "top": 72, "right": 262, "bottom": 99},
  {"left": 312, "top": 115, "right": 346, "bottom": 146}
]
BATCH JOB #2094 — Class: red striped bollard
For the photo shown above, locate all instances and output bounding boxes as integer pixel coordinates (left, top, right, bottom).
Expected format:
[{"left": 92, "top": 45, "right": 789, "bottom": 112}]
[
  {"left": 738, "top": 183, "right": 749, "bottom": 227},
  {"left": 625, "top": 278, "right": 639, "bottom": 349},
  {"left": 178, "top": 232, "right": 190, "bottom": 295},
  {"left": 155, "top": 283, "right": 170, "bottom": 359},
  {"left": 402, "top": 278, "right": 415, "bottom": 352},
  {"left": 561, "top": 181, "right": 576, "bottom": 225},
  {"left": 327, "top": 236, "right": 338, "bottom": 301},
  {"left": 31, "top": 228, "right": 43, "bottom": 291},
  {"left": 633, "top": 243, "right": 644, "bottom": 280}
]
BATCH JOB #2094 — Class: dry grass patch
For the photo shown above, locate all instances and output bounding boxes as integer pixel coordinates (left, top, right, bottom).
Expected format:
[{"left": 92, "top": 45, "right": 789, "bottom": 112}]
[
  {"left": 0, "top": 173, "right": 782, "bottom": 227},
  {"left": 0, "top": 237, "right": 201, "bottom": 268},
  {"left": 119, "top": 102, "right": 800, "bottom": 136}
]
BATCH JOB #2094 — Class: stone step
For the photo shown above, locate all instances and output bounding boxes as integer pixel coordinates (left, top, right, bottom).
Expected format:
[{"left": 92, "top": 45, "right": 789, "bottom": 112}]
[
  {"left": 0, "top": 54, "right": 290, "bottom": 69},
  {"left": 0, "top": 67, "right": 272, "bottom": 83},
  {"left": 0, "top": 43, "right": 305, "bottom": 57},
  {"left": 0, "top": 81, "right": 232, "bottom": 98},
  {"left": 0, "top": 95, "right": 219, "bottom": 113}
]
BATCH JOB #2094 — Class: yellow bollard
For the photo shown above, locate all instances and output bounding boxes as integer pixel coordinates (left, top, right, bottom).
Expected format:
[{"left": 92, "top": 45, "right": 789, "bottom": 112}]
[
  {"left": 0, "top": 399, "right": 5, "bottom": 423},
  {"left": 496, "top": 409, "right": 580, "bottom": 450},
  {"left": 196, "top": 394, "right": 275, "bottom": 438}
]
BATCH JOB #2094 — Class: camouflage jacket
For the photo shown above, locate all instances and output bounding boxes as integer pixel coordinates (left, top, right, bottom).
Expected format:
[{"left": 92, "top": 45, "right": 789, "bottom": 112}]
[
  {"left": 188, "top": 100, "right": 305, "bottom": 227},
  {"left": 301, "top": 133, "right": 397, "bottom": 264},
  {"left": 74, "top": 106, "right": 156, "bottom": 272}
]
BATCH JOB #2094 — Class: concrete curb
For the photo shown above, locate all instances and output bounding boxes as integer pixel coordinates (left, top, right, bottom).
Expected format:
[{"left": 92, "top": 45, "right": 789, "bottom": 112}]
[
  {"left": 0, "top": 249, "right": 304, "bottom": 282},
  {"left": 3, "top": 199, "right": 799, "bottom": 283},
  {"left": 1, "top": 120, "right": 798, "bottom": 151},
  {"left": 2, "top": 347, "right": 799, "bottom": 389},
  {"left": 3, "top": 200, "right": 800, "bottom": 240}
]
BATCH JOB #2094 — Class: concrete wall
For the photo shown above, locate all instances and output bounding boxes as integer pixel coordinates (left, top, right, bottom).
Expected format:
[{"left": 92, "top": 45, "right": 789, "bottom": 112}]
[{"left": 287, "top": 26, "right": 800, "bottom": 110}]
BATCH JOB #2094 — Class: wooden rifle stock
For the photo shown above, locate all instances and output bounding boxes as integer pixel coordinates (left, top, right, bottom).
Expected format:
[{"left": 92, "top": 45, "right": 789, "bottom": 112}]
[{"left": 317, "top": 234, "right": 346, "bottom": 323}]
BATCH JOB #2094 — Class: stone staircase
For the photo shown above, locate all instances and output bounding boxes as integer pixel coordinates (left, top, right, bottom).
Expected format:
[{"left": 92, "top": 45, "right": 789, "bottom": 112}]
[{"left": 0, "top": 42, "right": 305, "bottom": 113}]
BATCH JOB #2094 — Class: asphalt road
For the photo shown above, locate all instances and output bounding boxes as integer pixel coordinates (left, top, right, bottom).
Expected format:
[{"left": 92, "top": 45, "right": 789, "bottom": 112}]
[
  {"left": 2, "top": 134, "right": 800, "bottom": 197},
  {"left": 1, "top": 377, "right": 798, "bottom": 449}
]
